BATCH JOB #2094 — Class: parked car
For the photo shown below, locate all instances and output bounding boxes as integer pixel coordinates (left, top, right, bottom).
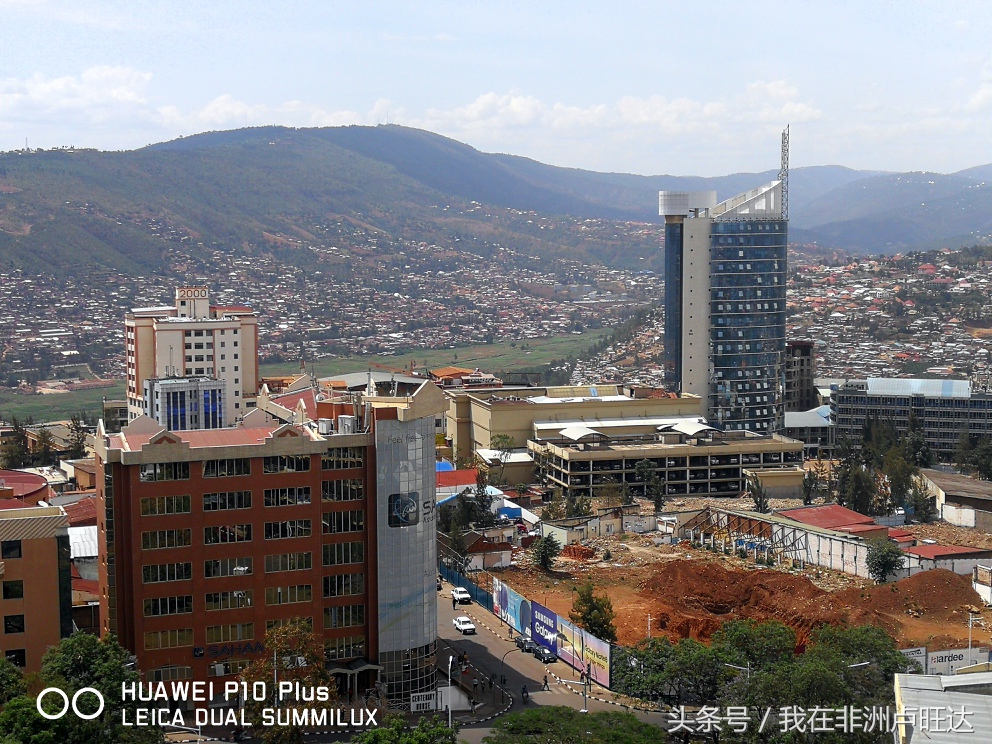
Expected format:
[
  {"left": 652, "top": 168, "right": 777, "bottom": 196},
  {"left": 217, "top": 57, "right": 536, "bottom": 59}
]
[
  {"left": 515, "top": 636, "right": 538, "bottom": 653},
  {"left": 451, "top": 587, "right": 472, "bottom": 604},
  {"left": 452, "top": 616, "right": 476, "bottom": 635},
  {"left": 533, "top": 646, "right": 557, "bottom": 663}
]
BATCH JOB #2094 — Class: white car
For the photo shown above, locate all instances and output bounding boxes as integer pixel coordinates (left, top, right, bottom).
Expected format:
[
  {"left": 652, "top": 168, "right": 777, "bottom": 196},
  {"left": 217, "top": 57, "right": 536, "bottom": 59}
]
[
  {"left": 451, "top": 587, "right": 471, "bottom": 604},
  {"left": 453, "top": 616, "right": 476, "bottom": 635}
]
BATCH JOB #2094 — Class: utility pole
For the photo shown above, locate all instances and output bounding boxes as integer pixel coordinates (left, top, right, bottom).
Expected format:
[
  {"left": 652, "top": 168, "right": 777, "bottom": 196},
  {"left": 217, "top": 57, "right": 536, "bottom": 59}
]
[{"left": 648, "top": 614, "right": 652, "bottom": 639}]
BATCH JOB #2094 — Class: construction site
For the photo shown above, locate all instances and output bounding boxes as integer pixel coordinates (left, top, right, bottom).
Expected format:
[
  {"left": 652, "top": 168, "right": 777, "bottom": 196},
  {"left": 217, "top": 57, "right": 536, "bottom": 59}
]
[{"left": 499, "top": 531, "right": 991, "bottom": 652}]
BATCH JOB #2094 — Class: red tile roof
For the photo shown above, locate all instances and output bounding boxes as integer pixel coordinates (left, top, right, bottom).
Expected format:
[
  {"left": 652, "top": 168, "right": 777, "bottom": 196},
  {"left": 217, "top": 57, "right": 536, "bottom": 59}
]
[
  {"left": 437, "top": 469, "right": 479, "bottom": 488},
  {"left": 905, "top": 544, "right": 990, "bottom": 559},
  {"left": 0, "top": 469, "right": 51, "bottom": 499},
  {"left": 118, "top": 426, "right": 302, "bottom": 450},
  {"left": 777, "top": 504, "right": 876, "bottom": 530},
  {"left": 64, "top": 497, "right": 97, "bottom": 526},
  {"left": 0, "top": 496, "right": 35, "bottom": 510},
  {"left": 270, "top": 389, "right": 318, "bottom": 418}
]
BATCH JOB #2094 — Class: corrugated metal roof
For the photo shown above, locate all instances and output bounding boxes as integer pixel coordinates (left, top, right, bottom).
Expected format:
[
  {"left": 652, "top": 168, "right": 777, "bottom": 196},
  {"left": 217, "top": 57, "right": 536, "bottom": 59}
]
[
  {"left": 866, "top": 378, "right": 971, "bottom": 398},
  {"left": 68, "top": 525, "right": 98, "bottom": 558}
]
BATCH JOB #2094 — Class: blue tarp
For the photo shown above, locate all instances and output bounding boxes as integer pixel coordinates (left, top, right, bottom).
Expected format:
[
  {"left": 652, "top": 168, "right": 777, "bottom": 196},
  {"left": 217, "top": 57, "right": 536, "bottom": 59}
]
[{"left": 436, "top": 461, "right": 455, "bottom": 472}]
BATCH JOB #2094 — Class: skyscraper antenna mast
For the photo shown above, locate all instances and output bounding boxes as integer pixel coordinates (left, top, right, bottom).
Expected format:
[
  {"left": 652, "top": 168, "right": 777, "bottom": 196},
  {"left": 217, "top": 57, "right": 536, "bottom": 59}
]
[{"left": 779, "top": 125, "right": 790, "bottom": 220}]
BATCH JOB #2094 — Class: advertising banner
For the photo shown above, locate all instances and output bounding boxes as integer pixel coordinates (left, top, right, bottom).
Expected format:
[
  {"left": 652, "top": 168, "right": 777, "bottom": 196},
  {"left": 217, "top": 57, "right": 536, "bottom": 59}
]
[
  {"left": 554, "top": 618, "right": 610, "bottom": 686},
  {"left": 492, "top": 577, "right": 531, "bottom": 635},
  {"left": 926, "top": 646, "right": 988, "bottom": 675},
  {"left": 900, "top": 646, "right": 927, "bottom": 674},
  {"left": 530, "top": 601, "right": 558, "bottom": 654}
]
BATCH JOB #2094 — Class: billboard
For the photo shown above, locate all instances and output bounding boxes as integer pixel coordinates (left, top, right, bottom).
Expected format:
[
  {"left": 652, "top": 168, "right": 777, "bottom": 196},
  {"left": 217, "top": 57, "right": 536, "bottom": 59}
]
[
  {"left": 492, "top": 577, "right": 531, "bottom": 635},
  {"left": 531, "top": 601, "right": 558, "bottom": 654},
  {"left": 926, "top": 646, "right": 988, "bottom": 675},
  {"left": 555, "top": 617, "right": 611, "bottom": 687},
  {"left": 900, "top": 646, "right": 927, "bottom": 674}
]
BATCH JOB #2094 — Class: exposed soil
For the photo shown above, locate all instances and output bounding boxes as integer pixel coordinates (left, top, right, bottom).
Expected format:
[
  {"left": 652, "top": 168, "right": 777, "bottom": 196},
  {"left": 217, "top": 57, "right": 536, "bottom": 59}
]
[{"left": 498, "top": 540, "right": 992, "bottom": 652}]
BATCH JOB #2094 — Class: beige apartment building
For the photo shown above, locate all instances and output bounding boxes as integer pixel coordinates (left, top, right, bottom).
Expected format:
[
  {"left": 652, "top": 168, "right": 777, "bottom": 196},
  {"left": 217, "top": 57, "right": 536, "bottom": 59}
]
[
  {"left": 0, "top": 503, "right": 73, "bottom": 672},
  {"left": 125, "top": 287, "right": 259, "bottom": 424}
]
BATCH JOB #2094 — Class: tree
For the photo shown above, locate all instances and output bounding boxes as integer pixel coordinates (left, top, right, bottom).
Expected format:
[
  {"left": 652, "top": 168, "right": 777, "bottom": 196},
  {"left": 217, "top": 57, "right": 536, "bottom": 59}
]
[
  {"left": 33, "top": 428, "right": 57, "bottom": 467},
  {"left": 482, "top": 705, "right": 661, "bottom": 744},
  {"left": 0, "top": 656, "right": 26, "bottom": 705},
  {"left": 66, "top": 415, "right": 88, "bottom": 460},
  {"left": 490, "top": 433, "right": 515, "bottom": 486},
  {"left": 909, "top": 480, "right": 937, "bottom": 523},
  {"left": 866, "top": 537, "right": 905, "bottom": 583},
  {"left": 746, "top": 472, "right": 769, "bottom": 514},
  {"left": 0, "top": 417, "right": 30, "bottom": 469},
  {"left": 569, "top": 582, "right": 617, "bottom": 643},
  {"left": 36, "top": 632, "right": 160, "bottom": 744},
  {"left": 845, "top": 464, "right": 879, "bottom": 515},
  {"left": 241, "top": 619, "right": 338, "bottom": 744},
  {"left": 802, "top": 468, "right": 820, "bottom": 506},
  {"left": 473, "top": 468, "right": 496, "bottom": 528},
  {"left": 542, "top": 488, "right": 567, "bottom": 521},
  {"left": 634, "top": 459, "right": 665, "bottom": 512},
  {"left": 711, "top": 619, "right": 797, "bottom": 671},
  {"left": 350, "top": 713, "right": 457, "bottom": 744},
  {"left": 882, "top": 448, "right": 913, "bottom": 514},
  {"left": 531, "top": 534, "right": 561, "bottom": 571}
]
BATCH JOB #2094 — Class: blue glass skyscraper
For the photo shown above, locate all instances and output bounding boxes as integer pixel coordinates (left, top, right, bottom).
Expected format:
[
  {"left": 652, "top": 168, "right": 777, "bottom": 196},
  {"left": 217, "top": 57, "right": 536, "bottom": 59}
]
[{"left": 660, "top": 176, "right": 788, "bottom": 433}]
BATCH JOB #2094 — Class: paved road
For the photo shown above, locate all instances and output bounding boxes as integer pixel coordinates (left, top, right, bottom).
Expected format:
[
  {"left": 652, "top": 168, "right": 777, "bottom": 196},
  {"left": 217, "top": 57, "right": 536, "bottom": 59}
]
[{"left": 439, "top": 582, "right": 669, "bottom": 743}]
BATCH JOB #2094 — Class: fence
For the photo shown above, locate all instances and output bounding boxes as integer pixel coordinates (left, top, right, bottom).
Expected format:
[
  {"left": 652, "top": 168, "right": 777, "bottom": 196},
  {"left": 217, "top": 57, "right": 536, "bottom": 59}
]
[{"left": 439, "top": 563, "right": 494, "bottom": 613}]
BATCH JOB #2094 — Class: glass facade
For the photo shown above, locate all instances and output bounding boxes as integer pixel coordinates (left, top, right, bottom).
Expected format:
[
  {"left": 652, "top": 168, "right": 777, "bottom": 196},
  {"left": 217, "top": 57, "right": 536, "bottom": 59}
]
[
  {"left": 663, "top": 221, "right": 684, "bottom": 388},
  {"left": 709, "top": 220, "right": 787, "bottom": 432},
  {"left": 374, "top": 416, "right": 437, "bottom": 702}
]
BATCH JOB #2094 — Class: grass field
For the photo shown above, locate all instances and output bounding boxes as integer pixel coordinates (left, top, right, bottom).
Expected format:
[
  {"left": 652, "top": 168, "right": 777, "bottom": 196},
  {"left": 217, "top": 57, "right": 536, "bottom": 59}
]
[
  {"left": 258, "top": 329, "right": 613, "bottom": 379},
  {"left": 0, "top": 331, "right": 611, "bottom": 423},
  {"left": 0, "top": 383, "right": 127, "bottom": 424}
]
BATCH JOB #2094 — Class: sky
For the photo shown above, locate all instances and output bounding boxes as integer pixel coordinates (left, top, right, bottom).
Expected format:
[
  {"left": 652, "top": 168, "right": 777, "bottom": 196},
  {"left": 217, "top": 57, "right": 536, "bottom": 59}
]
[{"left": 2, "top": 0, "right": 992, "bottom": 176}]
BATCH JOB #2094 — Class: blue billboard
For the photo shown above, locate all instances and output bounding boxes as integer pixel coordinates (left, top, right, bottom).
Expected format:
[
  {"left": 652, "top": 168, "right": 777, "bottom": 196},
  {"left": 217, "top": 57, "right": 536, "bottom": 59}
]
[{"left": 530, "top": 601, "right": 558, "bottom": 654}]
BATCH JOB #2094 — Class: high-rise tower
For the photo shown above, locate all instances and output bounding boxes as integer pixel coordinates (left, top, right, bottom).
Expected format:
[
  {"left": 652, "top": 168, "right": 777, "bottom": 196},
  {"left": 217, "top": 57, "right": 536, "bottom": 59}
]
[{"left": 660, "top": 131, "right": 789, "bottom": 432}]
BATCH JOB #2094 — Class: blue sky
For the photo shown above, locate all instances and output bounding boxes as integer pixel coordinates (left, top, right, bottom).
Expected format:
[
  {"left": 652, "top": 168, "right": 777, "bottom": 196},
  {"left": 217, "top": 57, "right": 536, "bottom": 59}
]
[{"left": 2, "top": 0, "right": 992, "bottom": 176}]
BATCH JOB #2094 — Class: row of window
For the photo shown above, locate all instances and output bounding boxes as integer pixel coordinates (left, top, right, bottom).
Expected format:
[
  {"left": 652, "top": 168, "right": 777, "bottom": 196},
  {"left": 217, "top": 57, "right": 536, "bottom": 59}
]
[
  {"left": 145, "top": 588, "right": 368, "bottom": 614},
  {"left": 141, "top": 545, "right": 364, "bottom": 585},
  {"left": 133, "top": 449, "right": 366, "bottom": 484}
]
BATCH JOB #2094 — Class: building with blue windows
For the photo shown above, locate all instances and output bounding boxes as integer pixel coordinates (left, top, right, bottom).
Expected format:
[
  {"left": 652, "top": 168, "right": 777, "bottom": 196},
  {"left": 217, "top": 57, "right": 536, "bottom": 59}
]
[
  {"left": 142, "top": 376, "right": 226, "bottom": 430},
  {"left": 661, "top": 176, "right": 788, "bottom": 433}
]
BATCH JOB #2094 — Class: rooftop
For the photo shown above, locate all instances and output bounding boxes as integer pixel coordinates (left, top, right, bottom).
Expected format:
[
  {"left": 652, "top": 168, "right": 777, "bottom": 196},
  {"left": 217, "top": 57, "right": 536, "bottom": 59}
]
[{"left": 920, "top": 469, "right": 992, "bottom": 502}]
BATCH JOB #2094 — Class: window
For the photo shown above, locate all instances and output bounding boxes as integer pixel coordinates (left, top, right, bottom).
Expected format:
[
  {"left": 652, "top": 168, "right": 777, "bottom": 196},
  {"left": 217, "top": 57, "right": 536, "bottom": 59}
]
[
  {"left": 264, "top": 520, "right": 312, "bottom": 540},
  {"left": 205, "top": 591, "right": 254, "bottom": 611},
  {"left": 3, "top": 615, "right": 24, "bottom": 633},
  {"left": 323, "top": 542, "right": 364, "bottom": 566},
  {"left": 140, "top": 494, "right": 191, "bottom": 516},
  {"left": 204, "top": 524, "right": 252, "bottom": 545},
  {"left": 139, "top": 462, "right": 190, "bottom": 482},
  {"left": 322, "top": 447, "right": 365, "bottom": 470},
  {"left": 143, "top": 596, "right": 193, "bottom": 617},
  {"left": 144, "top": 628, "right": 194, "bottom": 650},
  {"left": 141, "top": 529, "right": 192, "bottom": 550},
  {"left": 264, "top": 487, "right": 312, "bottom": 507},
  {"left": 323, "top": 573, "right": 364, "bottom": 597},
  {"left": 266, "top": 617, "right": 312, "bottom": 632},
  {"left": 263, "top": 456, "right": 311, "bottom": 474},
  {"left": 203, "top": 491, "right": 252, "bottom": 511},
  {"left": 321, "top": 480, "right": 363, "bottom": 501},
  {"left": 324, "top": 636, "right": 365, "bottom": 662},
  {"left": 265, "top": 552, "right": 312, "bottom": 573},
  {"left": 206, "top": 623, "right": 254, "bottom": 643},
  {"left": 142, "top": 562, "right": 192, "bottom": 584},
  {"left": 149, "top": 666, "right": 192, "bottom": 683},
  {"left": 203, "top": 459, "right": 251, "bottom": 478},
  {"left": 2, "top": 581, "right": 24, "bottom": 600},
  {"left": 265, "top": 585, "right": 312, "bottom": 606},
  {"left": 322, "top": 510, "right": 364, "bottom": 534},
  {"left": 4, "top": 649, "right": 26, "bottom": 668},
  {"left": 0, "top": 541, "right": 21, "bottom": 559},
  {"left": 204, "top": 557, "right": 253, "bottom": 578},
  {"left": 323, "top": 605, "right": 365, "bottom": 629},
  {"left": 208, "top": 658, "right": 251, "bottom": 677}
]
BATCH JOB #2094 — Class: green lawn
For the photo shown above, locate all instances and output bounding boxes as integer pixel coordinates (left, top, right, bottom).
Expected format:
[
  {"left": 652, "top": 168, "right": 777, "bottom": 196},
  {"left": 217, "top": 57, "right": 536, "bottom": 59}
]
[
  {"left": 259, "top": 330, "right": 613, "bottom": 379},
  {"left": 0, "top": 331, "right": 611, "bottom": 424},
  {"left": 0, "top": 383, "right": 126, "bottom": 424}
]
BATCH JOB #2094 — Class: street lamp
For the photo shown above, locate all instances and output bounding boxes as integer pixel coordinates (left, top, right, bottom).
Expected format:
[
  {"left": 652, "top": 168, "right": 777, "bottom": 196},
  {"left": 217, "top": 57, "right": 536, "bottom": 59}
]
[
  {"left": 724, "top": 662, "right": 751, "bottom": 681},
  {"left": 557, "top": 632, "right": 589, "bottom": 712},
  {"left": 447, "top": 655, "right": 455, "bottom": 728}
]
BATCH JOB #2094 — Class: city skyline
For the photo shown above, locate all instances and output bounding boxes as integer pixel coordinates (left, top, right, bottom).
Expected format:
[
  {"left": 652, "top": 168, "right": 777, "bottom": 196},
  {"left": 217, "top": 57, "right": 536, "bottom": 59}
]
[{"left": 2, "top": 1, "right": 992, "bottom": 176}]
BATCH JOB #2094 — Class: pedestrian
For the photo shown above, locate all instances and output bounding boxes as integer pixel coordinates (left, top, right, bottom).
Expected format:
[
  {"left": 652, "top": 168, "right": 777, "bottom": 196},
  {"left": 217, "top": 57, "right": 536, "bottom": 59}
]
[
  {"left": 452, "top": 595, "right": 456, "bottom": 611},
  {"left": 580, "top": 669, "right": 586, "bottom": 684},
  {"left": 543, "top": 675, "right": 549, "bottom": 691},
  {"left": 473, "top": 677, "right": 479, "bottom": 695}
]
